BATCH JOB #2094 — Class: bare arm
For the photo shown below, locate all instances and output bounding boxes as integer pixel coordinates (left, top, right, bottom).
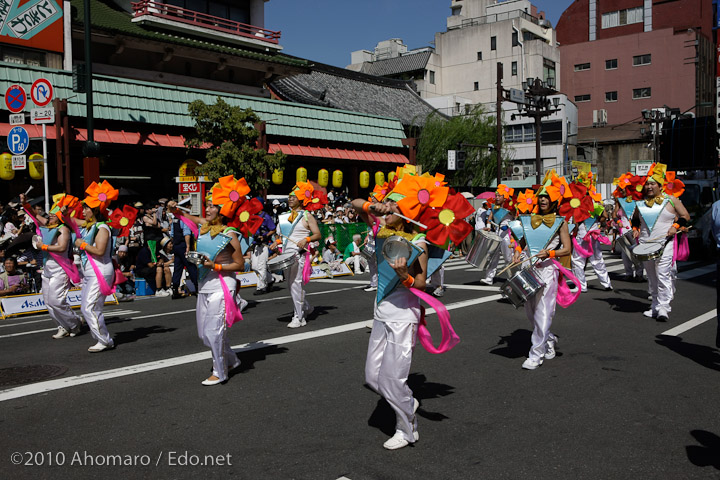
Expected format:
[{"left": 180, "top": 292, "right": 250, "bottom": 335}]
[
  {"left": 296, "top": 213, "right": 322, "bottom": 250},
  {"left": 75, "top": 226, "right": 109, "bottom": 256},
  {"left": 392, "top": 241, "right": 428, "bottom": 291},
  {"left": 537, "top": 222, "right": 571, "bottom": 259},
  {"left": 42, "top": 226, "right": 70, "bottom": 253},
  {"left": 202, "top": 232, "right": 245, "bottom": 272}
]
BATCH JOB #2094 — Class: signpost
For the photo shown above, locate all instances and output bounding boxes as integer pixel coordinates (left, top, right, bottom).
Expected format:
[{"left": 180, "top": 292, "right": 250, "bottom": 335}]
[
  {"left": 5, "top": 85, "right": 27, "bottom": 113},
  {"left": 31, "top": 79, "right": 54, "bottom": 107},
  {"left": 7, "top": 126, "right": 29, "bottom": 155}
]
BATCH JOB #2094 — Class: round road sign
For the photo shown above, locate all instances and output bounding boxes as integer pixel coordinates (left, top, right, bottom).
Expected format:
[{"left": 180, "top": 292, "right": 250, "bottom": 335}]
[
  {"left": 7, "top": 126, "right": 30, "bottom": 155},
  {"left": 31, "top": 78, "right": 53, "bottom": 107},
  {"left": 5, "top": 84, "right": 27, "bottom": 113}
]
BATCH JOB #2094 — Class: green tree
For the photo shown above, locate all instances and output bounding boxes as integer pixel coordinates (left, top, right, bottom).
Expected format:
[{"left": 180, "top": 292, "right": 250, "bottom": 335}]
[
  {"left": 185, "top": 97, "right": 285, "bottom": 192},
  {"left": 416, "top": 105, "right": 505, "bottom": 188}
]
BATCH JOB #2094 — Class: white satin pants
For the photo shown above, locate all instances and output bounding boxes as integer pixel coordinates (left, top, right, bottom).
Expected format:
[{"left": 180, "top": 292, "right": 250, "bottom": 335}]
[
  {"left": 644, "top": 238, "right": 675, "bottom": 313},
  {"left": 285, "top": 254, "right": 311, "bottom": 322},
  {"left": 80, "top": 272, "right": 114, "bottom": 347},
  {"left": 621, "top": 250, "right": 644, "bottom": 278},
  {"left": 251, "top": 247, "right": 270, "bottom": 290},
  {"left": 43, "top": 274, "right": 81, "bottom": 331},
  {"left": 483, "top": 230, "right": 512, "bottom": 281},
  {"left": 368, "top": 253, "right": 378, "bottom": 288},
  {"left": 365, "top": 320, "right": 418, "bottom": 443},
  {"left": 524, "top": 260, "right": 559, "bottom": 362},
  {"left": 571, "top": 239, "right": 611, "bottom": 290},
  {"left": 196, "top": 291, "right": 239, "bottom": 382}
]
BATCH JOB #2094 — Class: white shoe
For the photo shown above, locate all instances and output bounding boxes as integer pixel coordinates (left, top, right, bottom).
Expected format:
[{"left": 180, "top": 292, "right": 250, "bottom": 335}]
[
  {"left": 163, "top": 288, "right": 173, "bottom": 297},
  {"left": 656, "top": 308, "right": 669, "bottom": 322},
  {"left": 52, "top": 327, "right": 69, "bottom": 339},
  {"left": 69, "top": 325, "right": 82, "bottom": 337},
  {"left": 239, "top": 298, "right": 249, "bottom": 312},
  {"left": 363, "top": 285, "right": 377, "bottom": 292},
  {"left": 480, "top": 278, "right": 493, "bottom": 286},
  {"left": 154, "top": 289, "right": 165, "bottom": 297},
  {"left": 413, "top": 398, "right": 420, "bottom": 413},
  {"left": 383, "top": 431, "right": 413, "bottom": 450},
  {"left": 643, "top": 309, "right": 657, "bottom": 318},
  {"left": 201, "top": 376, "right": 223, "bottom": 386},
  {"left": 522, "top": 358, "right": 542, "bottom": 370},
  {"left": 287, "top": 318, "right": 306, "bottom": 329},
  {"left": 432, "top": 286, "right": 444, "bottom": 297},
  {"left": 115, "top": 292, "right": 124, "bottom": 300},
  {"left": 88, "top": 341, "right": 114, "bottom": 353},
  {"left": 546, "top": 337, "right": 558, "bottom": 360}
]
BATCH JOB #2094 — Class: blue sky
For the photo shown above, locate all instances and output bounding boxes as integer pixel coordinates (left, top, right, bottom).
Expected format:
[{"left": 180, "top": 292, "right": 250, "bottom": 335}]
[{"left": 265, "top": 0, "right": 575, "bottom": 67}]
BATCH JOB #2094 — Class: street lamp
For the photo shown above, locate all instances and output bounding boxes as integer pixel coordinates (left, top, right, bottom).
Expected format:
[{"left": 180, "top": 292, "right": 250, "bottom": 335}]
[{"left": 514, "top": 77, "right": 559, "bottom": 184}]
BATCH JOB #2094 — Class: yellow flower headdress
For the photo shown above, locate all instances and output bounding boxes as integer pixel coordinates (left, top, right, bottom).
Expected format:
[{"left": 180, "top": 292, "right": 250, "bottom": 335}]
[{"left": 646, "top": 163, "right": 667, "bottom": 186}]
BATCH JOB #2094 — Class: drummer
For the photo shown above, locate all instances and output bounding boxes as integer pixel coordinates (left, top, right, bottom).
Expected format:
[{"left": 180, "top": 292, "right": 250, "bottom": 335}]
[
  {"left": 570, "top": 204, "right": 613, "bottom": 293},
  {"left": 631, "top": 163, "right": 689, "bottom": 322},
  {"left": 276, "top": 182, "right": 322, "bottom": 328},
  {"left": 482, "top": 185, "right": 515, "bottom": 285},
  {"left": 512, "top": 173, "right": 574, "bottom": 370},
  {"left": 613, "top": 186, "right": 643, "bottom": 282}
]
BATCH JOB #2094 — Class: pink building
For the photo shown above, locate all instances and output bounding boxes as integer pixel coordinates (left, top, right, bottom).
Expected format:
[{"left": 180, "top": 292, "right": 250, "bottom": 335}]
[{"left": 557, "top": 0, "right": 714, "bottom": 127}]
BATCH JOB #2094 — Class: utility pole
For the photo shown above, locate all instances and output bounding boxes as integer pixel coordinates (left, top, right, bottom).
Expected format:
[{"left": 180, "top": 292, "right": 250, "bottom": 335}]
[
  {"left": 496, "top": 62, "right": 503, "bottom": 186},
  {"left": 515, "top": 78, "right": 559, "bottom": 184}
]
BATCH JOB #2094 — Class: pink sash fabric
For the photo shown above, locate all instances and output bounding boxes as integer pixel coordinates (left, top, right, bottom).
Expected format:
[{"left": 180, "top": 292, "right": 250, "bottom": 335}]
[
  {"left": 175, "top": 211, "right": 200, "bottom": 238},
  {"left": 218, "top": 274, "right": 242, "bottom": 328},
  {"left": 23, "top": 205, "right": 81, "bottom": 283},
  {"left": 550, "top": 259, "right": 581, "bottom": 308},
  {"left": 673, "top": 233, "right": 689, "bottom": 262},
  {"left": 411, "top": 287, "right": 460, "bottom": 354},
  {"left": 302, "top": 250, "right": 312, "bottom": 285},
  {"left": 573, "top": 230, "right": 611, "bottom": 258}
]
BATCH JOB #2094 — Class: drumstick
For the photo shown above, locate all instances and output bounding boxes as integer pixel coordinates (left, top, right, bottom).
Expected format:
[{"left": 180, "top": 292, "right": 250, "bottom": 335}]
[
  {"left": 24, "top": 185, "right": 34, "bottom": 196},
  {"left": 497, "top": 253, "right": 541, "bottom": 277},
  {"left": 393, "top": 212, "right": 428, "bottom": 230}
]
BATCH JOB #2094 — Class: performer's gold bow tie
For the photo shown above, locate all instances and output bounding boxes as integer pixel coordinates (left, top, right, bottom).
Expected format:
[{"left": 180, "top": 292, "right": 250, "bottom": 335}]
[
  {"left": 644, "top": 196, "right": 664, "bottom": 208},
  {"left": 288, "top": 211, "right": 298, "bottom": 223},
  {"left": 531, "top": 214, "right": 556, "bottom": 229}
]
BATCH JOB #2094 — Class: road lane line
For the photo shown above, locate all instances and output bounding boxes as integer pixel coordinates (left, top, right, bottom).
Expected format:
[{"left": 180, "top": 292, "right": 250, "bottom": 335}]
[
  {"left": 661, "top": 309, "right": 717, "bottom": 337},
  {"left": 0, "top": 295, "right": 502, "bottom": 402},
  {"left": 678, "top": 265, "right": 715, "bottom": 280}
]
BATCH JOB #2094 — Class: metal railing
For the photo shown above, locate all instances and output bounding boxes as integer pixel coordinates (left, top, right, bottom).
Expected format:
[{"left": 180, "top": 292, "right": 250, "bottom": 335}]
[
  {"left": 451, "top": 9, "right": 540, "bottom": 30},
  {"left": 131, "top": 0, "right": 281, "bottom": 44}
]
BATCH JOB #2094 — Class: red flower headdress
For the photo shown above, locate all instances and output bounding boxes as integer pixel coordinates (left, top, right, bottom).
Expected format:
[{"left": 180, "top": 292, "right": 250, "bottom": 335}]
[
  {"left": 228, "top": 197, "right": 264, "bottom": 237},
  {"left": 418, "top": 192, "right": 475, "bottom": 246},
  {"left": 558, "top": 183, "right": 594, "bottom": 223},
  {"left": 108, "top": 205, "right": 139, "bottom": 237}
]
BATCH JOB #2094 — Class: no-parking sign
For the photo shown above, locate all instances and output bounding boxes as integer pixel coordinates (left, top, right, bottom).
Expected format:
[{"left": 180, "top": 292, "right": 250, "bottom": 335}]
[
  {"left": 5, "top": 84, "right": 27, "bottom": 113},
  {"left": 31, "top": 78, "right": 53, "bottom": 107}
]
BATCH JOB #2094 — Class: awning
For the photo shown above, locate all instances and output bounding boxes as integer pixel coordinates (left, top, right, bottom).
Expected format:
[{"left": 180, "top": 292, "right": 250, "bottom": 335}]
[
  {"left": 269, "top": 143, "right": 408, "bottom": 164},
  {"left": 0, "top": 124, "right": 187, "bottom": 147}
]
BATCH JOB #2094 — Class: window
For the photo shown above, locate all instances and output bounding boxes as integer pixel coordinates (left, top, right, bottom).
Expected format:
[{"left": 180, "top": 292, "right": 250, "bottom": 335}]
[
  {"left": 540, "top": 120, "right": 563, "bottom": 144},
  {"left": 601, "top": 7, "right": 643, "bottom": 29},
  {"left": 543, "top": 58, "right": 556, "bottom": 87},
  {"left": 0, "top": 45, "right": 46, "bottom": 67},
  {"left": 574, "top": 63, "right": 591, "bottom": 71},
  {"left": 429, "top": 71, "right": 435, "bottom": 84},
  {"left": 491, "top": 36, "right": 496, "bottom": 51},
  {"left": 605, "top": 91, "right": 618, "bottom": 102},
  {"left": 633, "top": 87, "right": 651, "bottom": 99},
  {"left": 477, "top": 51, "right": 482, "bottom": 61},
  {"left": 574, "top": 94, "right": 591, "bottom": 102},
  {"left": 505, "top": 124, "right": 536, "bottom": 143},
  {"left": 511, "top": 61, "right": 517, "bottom": 76},
  {"left": 473, "top": 82, "right": 479, "bottom": 91},
  {"left": 512, "top": 31, "right": 519, "bottom": 47},
  {"left": 605, "top": 59, "right": 617, "bottom": 70},
  {"left": 633, "top": 54, "right": 651, "bottom": 66}
]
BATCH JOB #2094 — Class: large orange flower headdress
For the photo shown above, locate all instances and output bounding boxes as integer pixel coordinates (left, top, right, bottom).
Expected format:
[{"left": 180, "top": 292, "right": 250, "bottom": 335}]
[
  {"left": 389, "top": 173, "right": 449, "bottom": 220},
  {"left": 662, "top": 171, "right": 685, "bottom": 197},
  {"left": 496, "top": 184, "right": 515, "bottom": 199},
  {"left": 50, "top": 193, "right": 83, "bottom": 223},
  {"left": 212, "top": 175, "right": 251, "bottom": 218},
  {"left": 515, "top": 189, "right": 537, "bottom": 214},
  {"left": 646, "top": 163, "right": 667, "bottom": 186},
  {"left": 536, "top": 170, "right": 570, "bottom": 203},
  {"left": 84, "top": 180, "right": 118, "bottom": 212}
]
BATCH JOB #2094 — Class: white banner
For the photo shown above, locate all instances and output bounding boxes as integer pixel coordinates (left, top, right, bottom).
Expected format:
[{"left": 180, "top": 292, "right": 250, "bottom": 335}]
[{"left": 0, "top": 288, "right": 117, "bottom": 318}]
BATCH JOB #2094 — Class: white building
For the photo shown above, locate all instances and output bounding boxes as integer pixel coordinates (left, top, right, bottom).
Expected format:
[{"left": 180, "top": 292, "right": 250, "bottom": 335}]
[{"left": 347, "top": 0, "right": 575, "bottom": 184}]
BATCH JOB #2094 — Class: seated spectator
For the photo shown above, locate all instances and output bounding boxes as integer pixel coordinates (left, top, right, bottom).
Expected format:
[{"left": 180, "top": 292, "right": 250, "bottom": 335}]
[
  {"left": 0, "top": 257, "right": 28, "bottom": 296},
  {"left": 135, "top": 242, "right": 172, "bottom": 297},
  {"left": 343, "top": 234, "right": 367, "bottom": 274},
  {"left": 115, "top": 245, "right": 136, "bottom": 301}
]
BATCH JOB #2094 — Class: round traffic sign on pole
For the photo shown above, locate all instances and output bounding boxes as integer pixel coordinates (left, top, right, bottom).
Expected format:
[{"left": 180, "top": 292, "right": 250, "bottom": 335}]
[
  {"left": 31, "top": 78, "right": 53, "bottom": 107},
  {"left": 5, "top": 84, "right": 27, "bottom": 113},
  {"left": 7, "top": 126, "right": 29, "bottom": 155}
]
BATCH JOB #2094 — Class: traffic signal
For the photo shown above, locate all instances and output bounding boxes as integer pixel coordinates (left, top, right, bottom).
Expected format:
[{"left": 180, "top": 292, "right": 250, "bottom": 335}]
[
  {"left": 456, "top": 150, "right": 467, "bottom": 169},
  {"left": 72, "top": 64, "right": 86, "bottom": 93}
]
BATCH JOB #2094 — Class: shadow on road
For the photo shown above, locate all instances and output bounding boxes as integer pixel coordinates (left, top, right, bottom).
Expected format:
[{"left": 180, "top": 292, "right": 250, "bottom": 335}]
[
  {"left": 655, "top": 335, "right": 720, "bottom": 372},
  {"left": 490, "top": 329, "right": 531, "bottom": 359},
  {"left": 366, "top": 373, "right": 455, "bottom": 437},
  {"left": 275, "top": 305, "right": 337, "bottom": 324},
  {"left": 231, "top": 343, "right": 288, "bottom": 377},
  {"left": 686, "top": 429, "right": 720, "bottom": 470},
  {"left": 593, "top": 294, "right": 648, "bottom": 314},
  {"left": 113, "top": 325, "right": 177, "bottom": 345}
]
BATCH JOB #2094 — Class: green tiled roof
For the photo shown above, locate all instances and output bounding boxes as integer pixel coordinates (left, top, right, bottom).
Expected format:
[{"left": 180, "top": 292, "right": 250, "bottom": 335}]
[
  {"left": 1, "top": 63, "right": 406, "bottom": 147},
  {"left": 72, "top": 0, "right": 309, "bottom": 69}
]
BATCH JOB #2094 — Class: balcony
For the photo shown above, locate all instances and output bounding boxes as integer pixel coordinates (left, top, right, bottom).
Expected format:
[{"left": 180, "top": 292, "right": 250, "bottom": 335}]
[{"left": 131, "top": 0, "right": 282, "bottom": 51}]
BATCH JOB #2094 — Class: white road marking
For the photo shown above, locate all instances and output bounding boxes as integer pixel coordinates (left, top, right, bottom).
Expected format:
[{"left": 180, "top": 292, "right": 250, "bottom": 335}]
[
  {"left": 678, "top": 265, "right": 715, "bottom": 280},
  {"left": 0, "top": 295, "right": 502, "bottom": 402},
  {"left": 661, "top": 309, "right": 717, "bottom": 337}
]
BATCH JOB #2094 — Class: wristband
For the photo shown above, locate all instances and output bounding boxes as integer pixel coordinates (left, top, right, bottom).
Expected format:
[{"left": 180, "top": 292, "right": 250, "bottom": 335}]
[
  {"left": 362, "top": 201, "right": 371, "bottom": 213},
  {"left": 79, "top": 242, "right": 88, "bottom": 250},
  {"left": 515, "top": 246, "right": 522, "bottom": 253},
  {"left": 548, "top": 250, "right": 556, "bottom": 258},
  {"left": 305, "top": 236, "right": 312, "bottom": 244},
  {"left": 213, "top": 263, "right": 222, "bottom": 272},
  {"left": 402, "top": 275, "right": 415, "bottom": 288},
  {"left": 632, "top": 227, "right": 639, "bottom": 232},
  {"left": 672, "top": 223, "right": 680, "bottom": 230},
  {"left": 41, "top": 244, "right": 48, "bottom": 251}
]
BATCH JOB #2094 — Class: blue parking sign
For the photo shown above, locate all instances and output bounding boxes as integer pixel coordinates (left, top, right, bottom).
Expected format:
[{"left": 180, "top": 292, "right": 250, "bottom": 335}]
[{"left": 7, "top": 126, "right": 29, "bottom": 155}]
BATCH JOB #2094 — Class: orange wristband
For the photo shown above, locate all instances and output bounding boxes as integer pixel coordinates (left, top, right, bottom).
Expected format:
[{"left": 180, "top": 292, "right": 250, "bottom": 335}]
[
  {"left": 402, "top": 275, "right": 415, "bottom": 288},
  {"left": 276, "top": 238, "right": 282, "bottom": 244},
  {"left": 362, "top": 201, "right": 371, "bottom": 213},
  {"left": 515, "top": 246, "right": 522, "bottom": 253},
  {"left": 213, "top": 263, "right": 222, "bottom": 272},
  {"left": 672, "top": 223, "right": 680, "bottom": 229},
  {"left": 79, "top": 242, "right": 88, "bottom": 250},
  {"left": 548, "top": 250, "right": 556, "bottom": 258},
  {"left": 305, "top": 236, "right": 312, "bottom": 244}
]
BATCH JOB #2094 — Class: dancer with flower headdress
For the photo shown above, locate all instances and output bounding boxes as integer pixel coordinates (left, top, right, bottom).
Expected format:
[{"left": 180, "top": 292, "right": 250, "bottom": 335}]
[
  {"left": 276, "top": 181, "right": 324, "bottom": 329},
  {"left": 70, "top": 181, "right": 119, "bottom": 352},
  {"left": 568, "top": 172, "right": 614, "bottom": 293},
  {"left": 481, "top": 184, "right": 516, "bottom": 285},
  {"left": 20, "top": 192, "right": 84, "bottom": 339},
  {"left": 630, "top": 163, "right": 690, "bottom": 322},
  {"left": 352, "top": 166, "right": 467, "bottom": 450},
  {"left": 612, "top": 173, "right": 645, "bottom": 281},
  {"left": 168, "top": 175, "right": 263, "bottom": 385},
  {"left": 512, "top": 171, "right": 579, "bottom": 370}
]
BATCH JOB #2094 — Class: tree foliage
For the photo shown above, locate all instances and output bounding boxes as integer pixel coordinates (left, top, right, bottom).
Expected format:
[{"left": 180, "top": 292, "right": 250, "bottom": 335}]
[
  {"left": 185, "top": 97, "right": 285, "bottom": 192},
  {"left": 416, "top": 105, "right": 506, "bottom": 188}
]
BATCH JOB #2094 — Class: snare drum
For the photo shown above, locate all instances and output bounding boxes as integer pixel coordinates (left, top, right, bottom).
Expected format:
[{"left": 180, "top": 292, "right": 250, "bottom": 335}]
[
  {"left": 632, "top": 241, "right": 666, "bottom": 262},
  {"left": 616, "top": 232, "right": 640, "bottom": 266},
  {"left": 32, "top": 234, "right": 42, "bottom": 250},
  {"left": 267, "top": 252, "right": 298, "bottom": 271},
  {"left": 465, "top": 230, "right": 501, "bottom": 270},
  {"left": 186, "top": 251, "right": 206, "bottom": 266},
  {"left": 500, "top": 266, "right": 545, "bottom": 309},
  {"left": 381, "top": 236, "right": 413, "bottom": 264}
]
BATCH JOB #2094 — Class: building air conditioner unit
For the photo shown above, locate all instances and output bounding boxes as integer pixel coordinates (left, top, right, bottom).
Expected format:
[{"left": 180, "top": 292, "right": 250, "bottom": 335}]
[
  {"left": 523, "top": 165, "right": 536, "bottom": 175},
  {"left": 593, "top": 109, "right": 608, "bottom": 127},
  {"left": 512, "top": 165, "right": 524, "bottom": 175},
  {"left": 511, "top": 175, "right": 525, "bottom": 181}
]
